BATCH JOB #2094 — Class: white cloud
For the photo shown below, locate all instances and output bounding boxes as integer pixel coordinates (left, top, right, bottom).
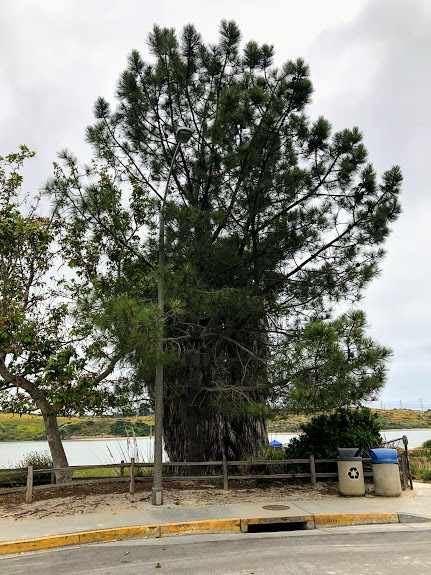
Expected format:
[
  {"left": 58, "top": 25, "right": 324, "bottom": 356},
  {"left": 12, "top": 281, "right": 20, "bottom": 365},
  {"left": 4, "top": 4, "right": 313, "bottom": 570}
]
[{"left": 0, "top": 0, "right": 429, "bottom": 402}]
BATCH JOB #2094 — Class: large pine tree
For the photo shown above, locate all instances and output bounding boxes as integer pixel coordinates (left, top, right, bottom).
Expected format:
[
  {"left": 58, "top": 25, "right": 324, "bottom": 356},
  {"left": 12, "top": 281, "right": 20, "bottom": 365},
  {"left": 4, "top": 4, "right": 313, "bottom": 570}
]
[{"left": 48, "top": 21, "right": 402, "bottom": 463}]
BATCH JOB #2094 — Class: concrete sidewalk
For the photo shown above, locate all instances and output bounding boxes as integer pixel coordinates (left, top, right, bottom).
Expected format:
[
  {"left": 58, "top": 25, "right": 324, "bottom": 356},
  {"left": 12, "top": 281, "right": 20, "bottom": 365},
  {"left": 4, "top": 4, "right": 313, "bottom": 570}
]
[{"left": 1, "top": 482, "right": 431, "bottom": 555}]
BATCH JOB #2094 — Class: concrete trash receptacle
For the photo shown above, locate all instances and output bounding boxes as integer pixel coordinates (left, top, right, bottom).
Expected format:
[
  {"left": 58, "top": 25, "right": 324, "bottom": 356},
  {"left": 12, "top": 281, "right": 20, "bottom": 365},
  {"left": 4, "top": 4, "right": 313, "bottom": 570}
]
[
  {"left": 370, "top": 448, "right": 402, "bottom": 497},
  {"left": 337, "top": 448, "right": 365, "bottom": 496}
]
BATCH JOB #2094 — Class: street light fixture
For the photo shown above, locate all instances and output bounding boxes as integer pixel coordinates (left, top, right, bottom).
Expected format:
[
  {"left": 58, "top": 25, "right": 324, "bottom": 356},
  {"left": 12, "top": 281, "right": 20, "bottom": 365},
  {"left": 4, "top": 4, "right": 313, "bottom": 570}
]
[{"left": 152, "top": 126, "right": 193, "bottom": 506}]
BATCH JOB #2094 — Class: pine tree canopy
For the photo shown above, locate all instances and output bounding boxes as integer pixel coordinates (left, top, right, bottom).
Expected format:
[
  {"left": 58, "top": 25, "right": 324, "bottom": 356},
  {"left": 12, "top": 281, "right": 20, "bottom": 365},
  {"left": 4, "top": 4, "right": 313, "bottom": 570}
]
[{"left": 46, "top": 21, "right": 402, "bottom": 459}]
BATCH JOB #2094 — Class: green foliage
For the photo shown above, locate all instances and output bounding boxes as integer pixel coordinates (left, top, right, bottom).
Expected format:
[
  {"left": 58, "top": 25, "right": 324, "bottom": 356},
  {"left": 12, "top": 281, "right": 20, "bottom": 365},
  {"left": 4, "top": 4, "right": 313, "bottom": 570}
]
[
  {"left": 422, "top": 439, "right": 431, "bottom": 449},
  {"left": 72, "top": 467, "right": 120, "bottom": 479},
  {"left": 420, "top": 470, "right": 431, "bottom": 482},
  {"left": 108, "top": 419, "right": 151, "bottom": 437},
  {"left": 0, "top": 147, "right": 130, "bottom": 446},
  {"left": 284, "top": 407, "right": 382, "bottom": 460},
  {"left": 45, "top": 21, "right": 402, "bottom": 460},
  {"left": 261, "top": 447, "right": 286, "bottom": 460},
  {"left": 274, "top": 311, "right": 392, "bottom": 413},
  {"left": 257, "top": 446, "right": 288, "bottom": 475},
  {"left": 58, "top": 417, "right": 151, "bottom": 439},
  {"left": 16, "top": 450, "right": 53, "bottom": 469},
  {"left": 16, "top": 450, "right": 53, "bottom": 485},
  {"left": 409, "top": 448, "right": 431, "bottom": 483}
]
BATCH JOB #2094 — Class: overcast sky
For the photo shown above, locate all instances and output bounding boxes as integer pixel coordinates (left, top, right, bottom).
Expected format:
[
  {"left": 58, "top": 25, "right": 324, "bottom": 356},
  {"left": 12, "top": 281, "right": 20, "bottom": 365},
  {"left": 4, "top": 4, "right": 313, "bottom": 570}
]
[{"left": 1, "top": 0, "right": 429, "bottom": 408}]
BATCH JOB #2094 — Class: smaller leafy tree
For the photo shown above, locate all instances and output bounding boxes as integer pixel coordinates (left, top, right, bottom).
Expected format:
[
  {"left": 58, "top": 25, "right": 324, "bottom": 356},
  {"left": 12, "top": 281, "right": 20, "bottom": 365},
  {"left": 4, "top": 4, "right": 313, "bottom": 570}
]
[
  {"left": 0, "top": 147, "right": 129, "bottom": 482},
  {"left": 284, "top": 407, "right": 382, "bottom": 460}
]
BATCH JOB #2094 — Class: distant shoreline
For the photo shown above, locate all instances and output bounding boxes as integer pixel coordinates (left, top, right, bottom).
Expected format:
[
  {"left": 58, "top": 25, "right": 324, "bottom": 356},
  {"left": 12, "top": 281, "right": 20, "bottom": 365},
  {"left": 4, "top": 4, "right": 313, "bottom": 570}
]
[
  {"left": 66, "top": 435, "right": 153, "bottom": 441},
  {"left": 381, "top": 428, "right": 431, "bottom": 433},
  {"left": 1, "top": 427, "right": 428, "bottom": 442},
  {"left": 1, "top": 410, "right": 430, "bottom": 443}
]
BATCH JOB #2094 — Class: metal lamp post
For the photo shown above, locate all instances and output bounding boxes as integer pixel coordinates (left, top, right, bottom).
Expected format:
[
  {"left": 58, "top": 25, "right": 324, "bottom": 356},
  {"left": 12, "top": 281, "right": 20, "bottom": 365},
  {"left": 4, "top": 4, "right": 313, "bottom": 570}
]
[{"left": 152, "top": 126, "right": 193, "bottom": 506}]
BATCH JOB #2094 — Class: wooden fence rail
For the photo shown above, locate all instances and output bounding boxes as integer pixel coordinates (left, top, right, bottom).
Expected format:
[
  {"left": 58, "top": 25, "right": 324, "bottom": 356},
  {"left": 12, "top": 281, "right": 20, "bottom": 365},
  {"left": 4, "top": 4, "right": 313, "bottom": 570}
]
[{"left": 0, "top": 453, "right": 411, "bottom": 503}]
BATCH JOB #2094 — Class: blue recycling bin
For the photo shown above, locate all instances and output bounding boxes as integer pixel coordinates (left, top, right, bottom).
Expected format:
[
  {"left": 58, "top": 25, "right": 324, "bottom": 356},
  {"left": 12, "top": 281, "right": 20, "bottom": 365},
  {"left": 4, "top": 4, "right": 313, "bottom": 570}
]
[
  {"left": 370, "top": 448, "right": 398, "bottom": 464},
  {"left": 370, "top": 448, "right": 401, "bottom": 496}
]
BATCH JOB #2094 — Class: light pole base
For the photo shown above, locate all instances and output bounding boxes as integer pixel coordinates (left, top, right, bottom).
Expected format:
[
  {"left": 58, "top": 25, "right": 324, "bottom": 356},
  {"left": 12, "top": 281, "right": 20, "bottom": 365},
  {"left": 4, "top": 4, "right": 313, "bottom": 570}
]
[{"left": 152, "top": 486, "right": 164, "bottom": 506}]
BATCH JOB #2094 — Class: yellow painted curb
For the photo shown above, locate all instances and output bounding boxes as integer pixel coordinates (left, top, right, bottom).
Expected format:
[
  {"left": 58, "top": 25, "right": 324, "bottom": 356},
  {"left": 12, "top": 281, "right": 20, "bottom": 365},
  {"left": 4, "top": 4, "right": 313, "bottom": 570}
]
[
  {"left": 0, "top": 533, "right": 80, "bottom": 555},
  {"left": 0, "top": 519, "right": 242, "bottom": 556},
  {"left": 0, "top": 513, "right": 401, "bottom": 556},
  {"left": 314, "top": 512, "right": 399, "bottom": 527},
  {"left": 161, "top": 518, "right": 241, "bottom": 536}
]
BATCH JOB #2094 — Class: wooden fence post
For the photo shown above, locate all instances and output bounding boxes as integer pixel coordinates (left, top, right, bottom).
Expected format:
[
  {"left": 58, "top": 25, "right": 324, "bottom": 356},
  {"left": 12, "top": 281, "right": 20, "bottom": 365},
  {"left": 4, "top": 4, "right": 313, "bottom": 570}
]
[
  {"left": 130, "top": 458, "right": 135, "bottom": 494},
  {"left": 222, "top": 456, "right": 229, "bottom": 491},
  {"left": 25, "top": 465, "right": 33, "bottom": 503},
  {"left": 120, "top": 460, "right": 125, "bottom": 478},
  {"left": 309, "top": 455, "right": 317, "bottom": 485},
  {"left": 400, "top": 451, "right": 409, "bottom": 490}
]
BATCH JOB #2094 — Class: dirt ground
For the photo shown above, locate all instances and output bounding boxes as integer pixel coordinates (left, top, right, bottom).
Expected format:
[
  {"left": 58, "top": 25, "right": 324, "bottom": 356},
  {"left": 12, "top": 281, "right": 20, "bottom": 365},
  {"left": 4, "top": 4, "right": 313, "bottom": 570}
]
[{"left": 0, "top": 479, "right": 414, "bottom": 526}]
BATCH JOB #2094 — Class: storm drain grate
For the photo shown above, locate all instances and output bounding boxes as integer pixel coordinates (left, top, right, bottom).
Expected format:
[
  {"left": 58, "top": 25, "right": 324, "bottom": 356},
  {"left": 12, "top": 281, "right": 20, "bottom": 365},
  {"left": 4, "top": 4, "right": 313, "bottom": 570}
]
[{"left": 247, "top": 521, "right": 308, "bottom": 533}]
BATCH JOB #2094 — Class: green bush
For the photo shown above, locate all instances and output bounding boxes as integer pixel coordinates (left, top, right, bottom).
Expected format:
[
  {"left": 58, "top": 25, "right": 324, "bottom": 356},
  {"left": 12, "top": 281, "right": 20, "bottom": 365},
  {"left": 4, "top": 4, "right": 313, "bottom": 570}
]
[
  {"left": 409, "top": 448, "right": 431, "bottom": 483},
  {"left": 422, "top": 439, "right": 431, "bottom": 449},
  {"left": 16, "top": 450, "right": 53, "bottom": 485},
  {"left": 255, "top": 447, "right": 287, "bottom": 475},
  {"left": 17, "top": 450, "right": 53, "bottom": 469},
  {"left": 284, "top": 407, "right": 382, "bottom": 460},
  {"left": 109, "top": 419, "right": 151, "bottom": 437},
  {"left": 420, "top": 469, "right": 431, "bottom": 482}
]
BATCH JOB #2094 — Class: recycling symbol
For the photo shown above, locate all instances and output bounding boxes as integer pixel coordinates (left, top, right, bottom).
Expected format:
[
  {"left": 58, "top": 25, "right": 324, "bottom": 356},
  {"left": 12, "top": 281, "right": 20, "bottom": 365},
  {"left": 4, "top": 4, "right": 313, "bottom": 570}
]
[{"left": 348, "top": 467, "right": 360, "bottom": 480}]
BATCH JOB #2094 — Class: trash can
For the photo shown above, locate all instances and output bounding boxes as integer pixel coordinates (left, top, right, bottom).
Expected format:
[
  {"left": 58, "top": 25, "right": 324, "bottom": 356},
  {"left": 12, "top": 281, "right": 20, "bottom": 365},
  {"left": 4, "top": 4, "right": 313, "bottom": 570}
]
[
  {"left": 337, "top": 448, "right": 365, "bottom": 496},
  {"left": 370, "top": 448, "right": 402, "bottom": 497}
]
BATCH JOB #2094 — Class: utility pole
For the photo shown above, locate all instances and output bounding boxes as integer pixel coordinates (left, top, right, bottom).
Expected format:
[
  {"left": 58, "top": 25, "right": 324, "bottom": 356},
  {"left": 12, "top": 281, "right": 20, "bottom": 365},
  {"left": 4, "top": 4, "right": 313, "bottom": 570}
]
[{"left": 152, "top": 127, "right": 193, "bottom": 506}]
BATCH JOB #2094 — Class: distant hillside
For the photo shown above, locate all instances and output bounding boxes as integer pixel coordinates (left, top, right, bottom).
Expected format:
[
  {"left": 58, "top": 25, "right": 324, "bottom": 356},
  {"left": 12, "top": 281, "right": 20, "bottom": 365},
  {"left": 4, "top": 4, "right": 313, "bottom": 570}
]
[
  {"left": 267, "top": 409, "right": 431, "bottom": 433},
  {"left": 0, "top": 414, "right": 154, "bottom": 442},
  {"left": 1, "top": 409, "right": 430, "bottom": 441},
  {"left": 373, "top": 409, "right": 431, "bottom": 429}
]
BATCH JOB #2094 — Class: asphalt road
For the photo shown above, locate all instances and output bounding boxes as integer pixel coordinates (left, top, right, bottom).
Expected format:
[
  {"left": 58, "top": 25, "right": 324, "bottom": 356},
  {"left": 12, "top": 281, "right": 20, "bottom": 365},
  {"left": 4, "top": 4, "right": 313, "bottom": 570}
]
[{"left": 2, "top": 524, "right": 431, "bottom": 575}]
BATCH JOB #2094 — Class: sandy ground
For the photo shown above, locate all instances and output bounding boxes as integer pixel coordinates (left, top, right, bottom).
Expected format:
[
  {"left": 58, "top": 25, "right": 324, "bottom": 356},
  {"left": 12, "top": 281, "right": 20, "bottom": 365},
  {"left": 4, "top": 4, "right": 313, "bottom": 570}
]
[{"left": 0, "top": 479, "right": 416, "bottom": 526}]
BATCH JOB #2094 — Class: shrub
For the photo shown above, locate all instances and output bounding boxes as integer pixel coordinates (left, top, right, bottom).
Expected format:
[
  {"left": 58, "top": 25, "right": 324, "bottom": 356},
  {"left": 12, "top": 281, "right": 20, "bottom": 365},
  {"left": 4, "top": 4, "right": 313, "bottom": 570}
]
[
  {"left": 284, "top": 407, "right": 382, "bottom": 460},
  {"left": 422, "top": 439, "right": 431, "bottom": 449},
  {"left": 17, "top": 450, "right": 53, "bottom": 469},
  {"left": 16, "top": 450, "right": 53, "bottom": 485},
  {"left": 109, "top": 419, "right": 151, "bottom": 437},
  {"left": 409, "top": 448, "right": 431, "bottom": 483}
]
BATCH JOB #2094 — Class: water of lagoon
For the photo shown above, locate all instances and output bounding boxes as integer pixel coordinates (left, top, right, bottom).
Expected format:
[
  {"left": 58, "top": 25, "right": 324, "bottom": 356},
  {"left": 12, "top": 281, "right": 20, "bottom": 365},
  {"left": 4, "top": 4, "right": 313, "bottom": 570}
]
[{"left": 1, "top": 429, "right": 429, "bottom": 467}]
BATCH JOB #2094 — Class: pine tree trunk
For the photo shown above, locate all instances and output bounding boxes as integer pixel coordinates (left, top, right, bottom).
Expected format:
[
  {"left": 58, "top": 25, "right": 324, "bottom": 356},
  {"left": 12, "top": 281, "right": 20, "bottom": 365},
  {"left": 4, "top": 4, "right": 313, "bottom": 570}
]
[
  {"left": 162, "top": 329, "right": 269, "bottom": 471},
  {"left": 163, "top": 389, "right": 268, "bottom": 471}
]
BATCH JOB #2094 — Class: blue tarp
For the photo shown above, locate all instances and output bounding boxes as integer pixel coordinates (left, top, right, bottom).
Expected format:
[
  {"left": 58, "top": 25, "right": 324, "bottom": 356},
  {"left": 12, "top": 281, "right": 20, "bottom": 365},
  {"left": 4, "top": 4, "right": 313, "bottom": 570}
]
[{"left": 269, "top": 440, "right": 283, "bottom": 447}]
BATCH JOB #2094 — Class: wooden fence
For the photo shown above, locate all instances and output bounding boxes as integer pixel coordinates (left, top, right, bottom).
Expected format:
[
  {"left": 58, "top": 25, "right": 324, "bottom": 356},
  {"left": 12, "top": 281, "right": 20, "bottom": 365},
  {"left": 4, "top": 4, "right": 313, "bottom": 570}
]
[{"left": 0, "top": 452, "right": 411, "bottom": 503}]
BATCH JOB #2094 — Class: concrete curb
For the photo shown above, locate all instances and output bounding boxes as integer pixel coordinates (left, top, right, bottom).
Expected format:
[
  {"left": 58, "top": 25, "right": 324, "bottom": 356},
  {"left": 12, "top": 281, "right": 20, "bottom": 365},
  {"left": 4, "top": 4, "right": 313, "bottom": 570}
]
[
  {"left": 0, "top": 512, "right": 410, "bottom": 556},
  {"left": 314, "top": 512, "right": 399, "bottom": 527}
]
